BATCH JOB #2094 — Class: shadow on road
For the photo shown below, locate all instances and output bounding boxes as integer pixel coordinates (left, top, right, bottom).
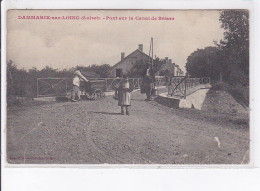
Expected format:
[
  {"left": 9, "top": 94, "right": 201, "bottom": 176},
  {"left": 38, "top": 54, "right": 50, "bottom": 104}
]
[{"left": 92, "top": 111, "right": 122, "bottom": 115}]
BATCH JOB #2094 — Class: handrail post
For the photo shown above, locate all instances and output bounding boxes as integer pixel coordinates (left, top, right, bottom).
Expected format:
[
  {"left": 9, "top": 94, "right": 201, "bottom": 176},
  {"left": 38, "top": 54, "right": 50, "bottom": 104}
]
[
  {"left": 184, "top": 76, "right": 187, "bottom": 99},
  {"left": 105, "top": 79, "right": 107, "bottom": 91},
  {"left": 37, "top": 78, "right": 39, "bottom": 98},
  {"left": 65, "top": 80, "right": 67, "bottom": 94}
]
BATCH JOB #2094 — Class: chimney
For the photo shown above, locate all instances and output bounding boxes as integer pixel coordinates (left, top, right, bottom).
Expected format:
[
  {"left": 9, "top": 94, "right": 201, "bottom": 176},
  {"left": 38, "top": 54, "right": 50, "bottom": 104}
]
[
  {"left": 169, "top": 59, "right": 172, "bottom": 64},
  {"left": 138, "top": 44, "right": 143, "bottom": 52},
  {"left": 121, "top": 52, "right": 125, "bottom": 61},
  {"left": 165, "top": 57, "right": 168, "bottom": 64}
]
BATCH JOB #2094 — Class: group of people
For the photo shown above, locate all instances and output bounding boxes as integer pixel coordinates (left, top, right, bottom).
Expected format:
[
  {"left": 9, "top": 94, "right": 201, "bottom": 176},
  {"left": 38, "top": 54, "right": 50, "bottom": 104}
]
[{"left": 71, "top": 65, "right": 156, "bottom": 116}]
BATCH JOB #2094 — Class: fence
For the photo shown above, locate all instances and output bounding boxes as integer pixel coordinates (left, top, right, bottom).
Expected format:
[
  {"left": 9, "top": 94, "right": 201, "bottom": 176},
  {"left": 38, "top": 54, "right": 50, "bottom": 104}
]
[
  {"left": 167, "top": 76, "right": 210, "bottom": 99},
  {"left": 37, "top": 76, "right": 166, "bottom": 97}
]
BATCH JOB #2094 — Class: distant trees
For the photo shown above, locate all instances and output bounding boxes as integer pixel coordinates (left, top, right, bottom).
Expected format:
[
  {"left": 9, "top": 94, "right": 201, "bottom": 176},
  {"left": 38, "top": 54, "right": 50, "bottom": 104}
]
[
  {"left": 80, "top": 64, "right": 112, "bottom": 78},
  {"left": 7, "top": 61, "right": 112, "bottom": 98},
  {"left": 185, "top": 10, "right": 249, "bottom": 86},
  {"left": 186, "top": 47, "right": 225, "bottom": 81},
  {"left": 185, "top": 10, "right": 249, "bottom": 106}
]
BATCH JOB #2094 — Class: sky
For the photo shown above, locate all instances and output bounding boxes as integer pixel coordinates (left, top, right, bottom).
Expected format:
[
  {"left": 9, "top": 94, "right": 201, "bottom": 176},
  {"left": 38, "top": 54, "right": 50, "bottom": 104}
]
[{"left": 7, "top": 10, "right": 224, "bottom": 72}]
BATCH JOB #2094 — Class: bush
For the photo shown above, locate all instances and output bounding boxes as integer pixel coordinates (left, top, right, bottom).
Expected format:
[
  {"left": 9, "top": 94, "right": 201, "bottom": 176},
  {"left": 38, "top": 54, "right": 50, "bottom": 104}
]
[
  {"left": 211, "top": 82, "right": 227, "bottom": 91},
  {"left": 7, "top": 61, "right": 110, "bottom": 99},
  {"left": 228, "top": 84, "right": 249, "bottom": 107},
  {"left": 211, "top": 81, "right": 249, "bottom": 107}
]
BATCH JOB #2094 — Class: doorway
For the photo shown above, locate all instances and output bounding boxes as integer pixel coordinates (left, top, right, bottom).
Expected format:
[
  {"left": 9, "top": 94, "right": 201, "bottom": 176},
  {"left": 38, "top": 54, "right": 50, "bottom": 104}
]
[{"left": 116, "top": 69, "right": 123, "bottom": 78}]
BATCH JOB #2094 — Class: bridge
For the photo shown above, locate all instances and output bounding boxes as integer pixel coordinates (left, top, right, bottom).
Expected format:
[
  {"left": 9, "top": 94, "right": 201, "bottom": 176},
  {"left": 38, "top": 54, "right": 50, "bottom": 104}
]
[{"left": 36, "top": 76, "right": 211, "bottom": 102}]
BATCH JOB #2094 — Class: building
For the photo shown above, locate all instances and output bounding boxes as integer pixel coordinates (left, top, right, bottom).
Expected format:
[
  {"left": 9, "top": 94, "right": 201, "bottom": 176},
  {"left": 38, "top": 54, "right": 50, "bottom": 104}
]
[
  {"left": 109, "top": 43, "right": 184, "bottom": 77},
  {"left": 109, "top": 44, "right": 151, "bottom": 77},
  {"left": 158, "top": 58, "right": 184, "bottom": 76},
  {"left": 175, "top": 65, "right": 183, "bottom": 76},
  {"left": 158, "top": 57, "right": 175, "bottom": 76}
]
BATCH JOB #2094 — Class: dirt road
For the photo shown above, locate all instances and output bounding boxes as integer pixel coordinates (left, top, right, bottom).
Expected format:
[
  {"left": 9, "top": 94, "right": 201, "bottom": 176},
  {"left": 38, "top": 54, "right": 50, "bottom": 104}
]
[{"left": 7, "top": 90, "right": 249, "bottom": 164}]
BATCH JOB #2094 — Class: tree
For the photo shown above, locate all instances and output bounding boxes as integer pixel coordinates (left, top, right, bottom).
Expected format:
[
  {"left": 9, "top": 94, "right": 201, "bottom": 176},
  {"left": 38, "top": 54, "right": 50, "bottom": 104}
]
[
  {"left": 94, "top": 64, "right": 112, "bottom": 78},
  {"left": 126, "top": 57, "right": 165, "bottom": 78},
  {"left": 186, "top": 47, "right": 225, "bottom": 81},
  {"left": 185, "top": 10, "right": 249, "bottom": 85},
  {"left": 80, "top": 64, "right": 112, "bottom": 78},
  {"left": 152, "top": 57, "right": 166, "bottom": 74},
  {"left": 126, "top": 59, "right": 148, "bottom": 78},
  {"left": 218, "top": 10, "right": 249, "bottom": 85}
]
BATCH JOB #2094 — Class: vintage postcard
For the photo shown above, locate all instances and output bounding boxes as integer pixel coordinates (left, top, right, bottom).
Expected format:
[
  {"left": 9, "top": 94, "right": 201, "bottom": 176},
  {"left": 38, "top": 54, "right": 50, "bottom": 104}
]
[{"left": 4, "top": 9, "right": 250, "bottom": 165}]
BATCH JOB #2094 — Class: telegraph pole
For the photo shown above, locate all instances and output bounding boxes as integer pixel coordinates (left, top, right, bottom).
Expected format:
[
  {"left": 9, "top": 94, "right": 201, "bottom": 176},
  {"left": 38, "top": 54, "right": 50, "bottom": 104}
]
[{"left": 151, "top": 37, "right": 154, "bottom": 70}]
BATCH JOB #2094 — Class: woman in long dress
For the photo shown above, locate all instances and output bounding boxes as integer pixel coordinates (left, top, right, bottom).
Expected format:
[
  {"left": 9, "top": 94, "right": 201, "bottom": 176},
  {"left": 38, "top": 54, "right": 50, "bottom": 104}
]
[{"left": 118, "top": 76, "right": 132, "bottom": 115}]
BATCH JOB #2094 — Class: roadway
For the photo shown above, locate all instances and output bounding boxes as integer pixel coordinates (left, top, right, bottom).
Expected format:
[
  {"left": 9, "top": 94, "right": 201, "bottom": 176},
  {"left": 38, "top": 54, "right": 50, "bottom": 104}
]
[{"left": 7, "top": 90, "right": 249, "bottom": 164}]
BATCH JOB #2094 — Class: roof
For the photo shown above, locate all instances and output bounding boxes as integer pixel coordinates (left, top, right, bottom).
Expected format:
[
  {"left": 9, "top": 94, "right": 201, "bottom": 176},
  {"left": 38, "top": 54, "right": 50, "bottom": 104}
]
[{"left": 111, "top": 49, "right": 152, "bottom": 69}]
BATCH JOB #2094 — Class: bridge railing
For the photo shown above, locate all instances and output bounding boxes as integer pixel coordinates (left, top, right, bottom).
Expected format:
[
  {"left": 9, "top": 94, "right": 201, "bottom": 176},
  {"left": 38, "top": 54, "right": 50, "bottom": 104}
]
[
  {"left": 37, "top": 76, "right": 209, "bottom": 98},
  {"left": 167, "top": 76, "right": 210, "bottom": 99},
  {"left": 36, "top": 76, "right": 166, "bottom": 97},
  {"left": 99, "top": 78, "right": 143, "bottom": 91}
]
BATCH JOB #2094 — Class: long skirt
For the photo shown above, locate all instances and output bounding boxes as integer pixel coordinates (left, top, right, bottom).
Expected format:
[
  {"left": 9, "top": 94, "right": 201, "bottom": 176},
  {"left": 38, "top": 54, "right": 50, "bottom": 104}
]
[{"left": 118, "top": 91, "right": 131, "bottom": 106}]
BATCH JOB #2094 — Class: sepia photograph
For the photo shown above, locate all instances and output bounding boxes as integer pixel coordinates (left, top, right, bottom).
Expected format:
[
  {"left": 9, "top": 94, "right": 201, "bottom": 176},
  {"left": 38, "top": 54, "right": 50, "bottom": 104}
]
[{"left": 5, "top": 9, "right": 249, "bottom": 165}]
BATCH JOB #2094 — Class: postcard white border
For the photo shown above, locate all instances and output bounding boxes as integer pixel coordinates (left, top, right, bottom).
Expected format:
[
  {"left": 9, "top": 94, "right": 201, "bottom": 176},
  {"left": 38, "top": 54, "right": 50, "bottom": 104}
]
[{"left": 1, "top": 0, "right": 260, "bottom": 190}]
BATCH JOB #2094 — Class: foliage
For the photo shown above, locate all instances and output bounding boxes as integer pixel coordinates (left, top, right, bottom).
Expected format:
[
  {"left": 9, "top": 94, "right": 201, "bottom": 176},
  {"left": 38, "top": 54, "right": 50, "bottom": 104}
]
[
  {"left": 185, "top": 10, "right": 249, "bottom": 105},
  {"left": 7, "top": 61, "right": 111, "bottom": 98},
  {"left": 186, "top": 47, "right": 225, "bottom": 81},
  {"left": 126, "top": 57, "right": 165, "bottom": 78},
  {"left": 80, "top": 64, "right": 112, "bottom": 78},
  {"left": 186, "top": 10, "right": 249, "bottom": 81},
  {"left": 219, "top": 10, "right": 249, "bottom": 74},
  {"left": 126, "top": 59, "right": 148, "bottom": 78},
  {"left": 219, "top": 10, "right": 249, "bottom": 84},
  {"left": 153, "top": 57, "right": 167, "bottom": 75},
  {"left": 211, "top": 81, "right": 249, "bottom": 108}
]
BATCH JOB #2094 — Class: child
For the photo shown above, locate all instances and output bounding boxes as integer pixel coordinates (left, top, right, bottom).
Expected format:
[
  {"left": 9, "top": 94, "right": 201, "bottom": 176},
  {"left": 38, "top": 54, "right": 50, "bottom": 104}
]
[{"left": 118, "top": 76, "right": 132, "bottom": 115}]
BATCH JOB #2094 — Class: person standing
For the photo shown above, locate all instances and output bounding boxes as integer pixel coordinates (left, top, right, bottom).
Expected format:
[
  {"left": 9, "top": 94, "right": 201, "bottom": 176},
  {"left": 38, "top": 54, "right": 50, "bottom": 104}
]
[
  {"left": 71, "top": 68, "right": 89, "bottom": 102},
  {"left": 142, "top": 65, "right": 155, "bottom": 101},
  {"left": 118, "top": 76, "right": 132, "bottom": 115}
]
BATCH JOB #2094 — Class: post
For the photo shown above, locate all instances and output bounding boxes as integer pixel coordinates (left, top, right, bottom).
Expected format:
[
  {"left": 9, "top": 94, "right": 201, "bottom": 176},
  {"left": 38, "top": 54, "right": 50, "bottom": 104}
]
[
  {"left": 105, "top": 79, "right": 108, "bottom": 91},
  {"left": 151, "top": 37, "right": 154, "bottom": 69},
  {"left": 37, "top": 78, "right": 39, "bottom": 98},
  {"left": 184, "top": 76, "right": 187, "bottom": 99},
  {"left": 65, "top": 80, "right": 67, "bottom": 94}
]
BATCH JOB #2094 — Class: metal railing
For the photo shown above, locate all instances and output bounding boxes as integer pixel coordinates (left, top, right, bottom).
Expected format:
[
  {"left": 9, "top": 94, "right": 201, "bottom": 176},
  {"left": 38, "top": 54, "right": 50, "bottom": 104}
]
[
  {"left": 37, "top": 76, "right": 209, "bottom": 98},
  {"left": 167, "top": 76, "right": 210, "bottom": 99},
  {"left": 36, "top": 76, "right": 166, "bottom": 97}
]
